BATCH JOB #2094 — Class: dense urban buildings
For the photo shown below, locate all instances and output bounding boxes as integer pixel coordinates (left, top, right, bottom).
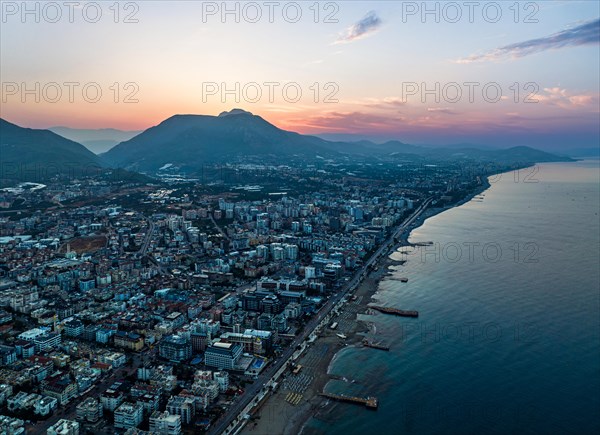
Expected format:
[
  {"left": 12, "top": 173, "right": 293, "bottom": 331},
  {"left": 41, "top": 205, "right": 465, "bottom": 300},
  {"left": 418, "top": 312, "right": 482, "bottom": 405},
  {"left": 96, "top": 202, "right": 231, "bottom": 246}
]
[
  {"left": 0, "top": 157, "right": 533, "bottom": 433},
  {"left": 2, "top": 1, "right": 598, "bottom": 433}
]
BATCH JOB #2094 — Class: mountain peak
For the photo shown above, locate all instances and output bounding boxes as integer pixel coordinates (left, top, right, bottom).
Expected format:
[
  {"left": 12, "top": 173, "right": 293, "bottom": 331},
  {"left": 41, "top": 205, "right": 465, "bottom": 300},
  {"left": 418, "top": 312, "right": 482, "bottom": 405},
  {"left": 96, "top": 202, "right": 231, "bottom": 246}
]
[{"left": 218, "top": 108, "right": 253, "bottom": 117}]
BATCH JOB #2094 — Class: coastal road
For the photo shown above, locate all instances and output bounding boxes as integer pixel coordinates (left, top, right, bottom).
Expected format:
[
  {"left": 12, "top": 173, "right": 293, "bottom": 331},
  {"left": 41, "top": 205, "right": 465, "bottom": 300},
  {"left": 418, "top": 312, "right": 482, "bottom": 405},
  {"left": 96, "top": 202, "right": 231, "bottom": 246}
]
[{"left": 208, "top": 198, "right": 432, "bottom": 435}]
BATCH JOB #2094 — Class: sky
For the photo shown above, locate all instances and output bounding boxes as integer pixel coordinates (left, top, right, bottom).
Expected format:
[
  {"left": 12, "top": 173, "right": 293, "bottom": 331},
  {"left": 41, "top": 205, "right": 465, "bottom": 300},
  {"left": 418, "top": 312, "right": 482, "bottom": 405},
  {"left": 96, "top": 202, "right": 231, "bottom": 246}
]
[{"left": 1, "top": 1, "right": 599, "bottom": 151}]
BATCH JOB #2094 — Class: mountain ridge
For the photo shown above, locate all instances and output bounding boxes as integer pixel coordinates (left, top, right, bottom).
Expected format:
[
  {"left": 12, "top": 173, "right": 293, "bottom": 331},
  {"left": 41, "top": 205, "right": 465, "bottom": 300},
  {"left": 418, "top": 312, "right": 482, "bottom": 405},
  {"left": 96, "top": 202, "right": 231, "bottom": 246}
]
[
  {"left": 0, "top": 118, "right": 105, "bottom": 183},
  {"left": 102, "top": 111, "right": 341, "bottom": 171},
  {"left": 0, "top": 113, "right": 573, "bottom": 184},
  {"left": 49, "top": 126, "right": 142, "bottom": 154},
  {"left": 102, "top": 110, "right": 573, "bottom": 171}
]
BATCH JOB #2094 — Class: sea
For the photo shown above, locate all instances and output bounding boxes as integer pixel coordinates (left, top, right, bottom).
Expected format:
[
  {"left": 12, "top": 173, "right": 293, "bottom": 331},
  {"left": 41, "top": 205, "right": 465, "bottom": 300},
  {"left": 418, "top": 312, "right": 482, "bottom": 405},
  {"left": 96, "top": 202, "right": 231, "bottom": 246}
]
[{"left": 302, "top": 160, "right": 600, "bottom": 435}]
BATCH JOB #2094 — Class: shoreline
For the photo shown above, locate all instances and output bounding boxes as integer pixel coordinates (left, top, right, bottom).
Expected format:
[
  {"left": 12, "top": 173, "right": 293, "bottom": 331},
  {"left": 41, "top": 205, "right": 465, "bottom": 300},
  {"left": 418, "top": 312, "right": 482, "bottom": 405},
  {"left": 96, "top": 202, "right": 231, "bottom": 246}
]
[{"left": 242, "top": 176, "right": 496, "bottom": 435}]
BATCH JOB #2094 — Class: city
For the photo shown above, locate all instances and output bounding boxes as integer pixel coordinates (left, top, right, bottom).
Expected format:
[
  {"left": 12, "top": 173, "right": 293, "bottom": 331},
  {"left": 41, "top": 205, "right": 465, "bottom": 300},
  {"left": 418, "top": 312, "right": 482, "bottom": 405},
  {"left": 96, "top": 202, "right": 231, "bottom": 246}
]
[
  {"left": 1, "top": 1, "right": 598, "bottom": 435},
  {"left": 0, "top": 147, "right": 498, "bottom": 434}
]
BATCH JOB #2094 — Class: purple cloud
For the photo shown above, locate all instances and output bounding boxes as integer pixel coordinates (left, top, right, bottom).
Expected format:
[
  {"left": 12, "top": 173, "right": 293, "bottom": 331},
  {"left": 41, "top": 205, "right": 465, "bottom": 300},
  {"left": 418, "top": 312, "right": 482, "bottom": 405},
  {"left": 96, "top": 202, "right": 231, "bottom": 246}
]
[
  {"left": 335, "top": 11, "right": 382, "bottom": 44},
  {"left": 456, "top": 18, "right": 599, "bottom": 63}
]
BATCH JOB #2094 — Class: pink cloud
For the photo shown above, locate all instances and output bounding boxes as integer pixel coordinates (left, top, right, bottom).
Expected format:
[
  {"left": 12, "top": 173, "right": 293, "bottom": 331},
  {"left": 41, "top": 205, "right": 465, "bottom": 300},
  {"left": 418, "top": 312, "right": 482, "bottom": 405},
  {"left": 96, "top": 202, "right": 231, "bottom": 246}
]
[{"left": 536, "top": 87, "right": 598, "bottom": 109}]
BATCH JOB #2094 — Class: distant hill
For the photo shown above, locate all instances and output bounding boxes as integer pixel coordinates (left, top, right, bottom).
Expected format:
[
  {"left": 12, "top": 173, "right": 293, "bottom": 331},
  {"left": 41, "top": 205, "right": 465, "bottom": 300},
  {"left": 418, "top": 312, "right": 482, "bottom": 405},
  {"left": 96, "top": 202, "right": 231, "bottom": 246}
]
[
  {"left": 559, "top": 147, "right": 600, "bottom": 158},
  {"left": 102, "top": 109, "right": 341, "bottom": 171},
  {"left": 1, "top": 119, "right": 105, "bottom": 183},
  {"left": 103, "top": 109, "right": 572, "bottom": 172},
  {"left": 378, "top": 143, "right": 572, "bottom": 163},
  {"left": 49, "top": 126, "right": 141, "bottom": 154}
]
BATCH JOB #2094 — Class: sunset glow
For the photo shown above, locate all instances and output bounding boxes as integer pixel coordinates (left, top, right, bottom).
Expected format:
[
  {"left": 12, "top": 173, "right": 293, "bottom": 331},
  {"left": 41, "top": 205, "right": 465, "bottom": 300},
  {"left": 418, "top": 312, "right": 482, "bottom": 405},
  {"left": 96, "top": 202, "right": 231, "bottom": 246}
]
[{"left": 1, "top": 1, "right": 598, "bottom": 150}]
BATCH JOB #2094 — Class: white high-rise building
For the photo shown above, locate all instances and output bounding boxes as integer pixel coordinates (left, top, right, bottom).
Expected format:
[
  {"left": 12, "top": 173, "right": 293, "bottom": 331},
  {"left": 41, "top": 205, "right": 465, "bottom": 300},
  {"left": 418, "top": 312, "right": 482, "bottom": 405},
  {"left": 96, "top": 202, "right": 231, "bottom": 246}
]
[
  {"left": 149, "top": 411, "right": 182, "bottom": 435},
  {"left": 284, "top": 244, "right": 298, "bottom": 260},
  {"left": 47, "top": 419, "right": 79, "bottom": 435},
  {"left": 256, "top": 245, "right": 269, "bottom": 259},
  {"left": 114, "top": 402, "right": 143, "bottom": 429},
  {"left": 304, "top": 266, "right": 316, "bottom": 279},
  {"left": 214, "top": 371, "right": 229, "bottom": 392}
]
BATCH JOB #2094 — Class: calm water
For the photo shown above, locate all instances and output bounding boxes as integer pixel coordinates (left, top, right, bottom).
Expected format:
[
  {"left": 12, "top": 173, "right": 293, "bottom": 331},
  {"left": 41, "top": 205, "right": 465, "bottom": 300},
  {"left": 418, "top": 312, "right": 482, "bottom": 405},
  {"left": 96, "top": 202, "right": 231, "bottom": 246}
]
[{"left": 304, "top": 160, "right": 600, "bottom": 435}]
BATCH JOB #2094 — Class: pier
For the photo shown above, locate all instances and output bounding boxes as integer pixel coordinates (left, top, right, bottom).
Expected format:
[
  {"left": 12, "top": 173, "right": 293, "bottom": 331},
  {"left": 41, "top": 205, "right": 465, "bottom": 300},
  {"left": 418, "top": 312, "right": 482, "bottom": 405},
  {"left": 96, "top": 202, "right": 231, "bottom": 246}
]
[
  {"left": 370, "top": 305, "right": 419, "bottom": 317},
  {"left": 362, "top": 339, "right": 390, "bottom": 351},
  {"left": 319, "top": 392, "right": 378, "bottom": 409}
]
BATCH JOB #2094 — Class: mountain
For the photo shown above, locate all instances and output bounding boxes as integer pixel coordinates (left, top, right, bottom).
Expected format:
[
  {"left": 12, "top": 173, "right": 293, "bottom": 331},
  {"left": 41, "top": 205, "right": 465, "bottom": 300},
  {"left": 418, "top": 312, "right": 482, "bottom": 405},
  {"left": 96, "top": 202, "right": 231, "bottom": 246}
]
[
  {"left": 365, "top": 140, "right": 427, "bottom": 155},
  {"left": 375, "top": 143, "right": 571, "bottom": 163},
  {"left": 0, "top": 119, "right": 104, "bottom": 183},
  {"left": 102, "top": 109, "right": 572, "bottom": 172},
  {"left": 557, "top": 147, "right": 600, "bottom": 158},
  {"left": 485, "top": 146, "right": 573, "bottom": 163},
  {"left": 49, "top": 127, "right": 141, "bottom": 154},
  {"left": 103, "top": 109, "right": 341, "bottom": 171}
]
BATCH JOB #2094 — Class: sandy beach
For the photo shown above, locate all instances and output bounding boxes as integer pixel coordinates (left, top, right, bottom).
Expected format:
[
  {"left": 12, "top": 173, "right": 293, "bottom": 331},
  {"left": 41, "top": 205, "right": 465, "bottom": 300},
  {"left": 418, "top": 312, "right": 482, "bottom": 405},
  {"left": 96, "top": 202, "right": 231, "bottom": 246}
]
[{"left": 241, "top": 262, "right": 392, "bottom": 435}]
